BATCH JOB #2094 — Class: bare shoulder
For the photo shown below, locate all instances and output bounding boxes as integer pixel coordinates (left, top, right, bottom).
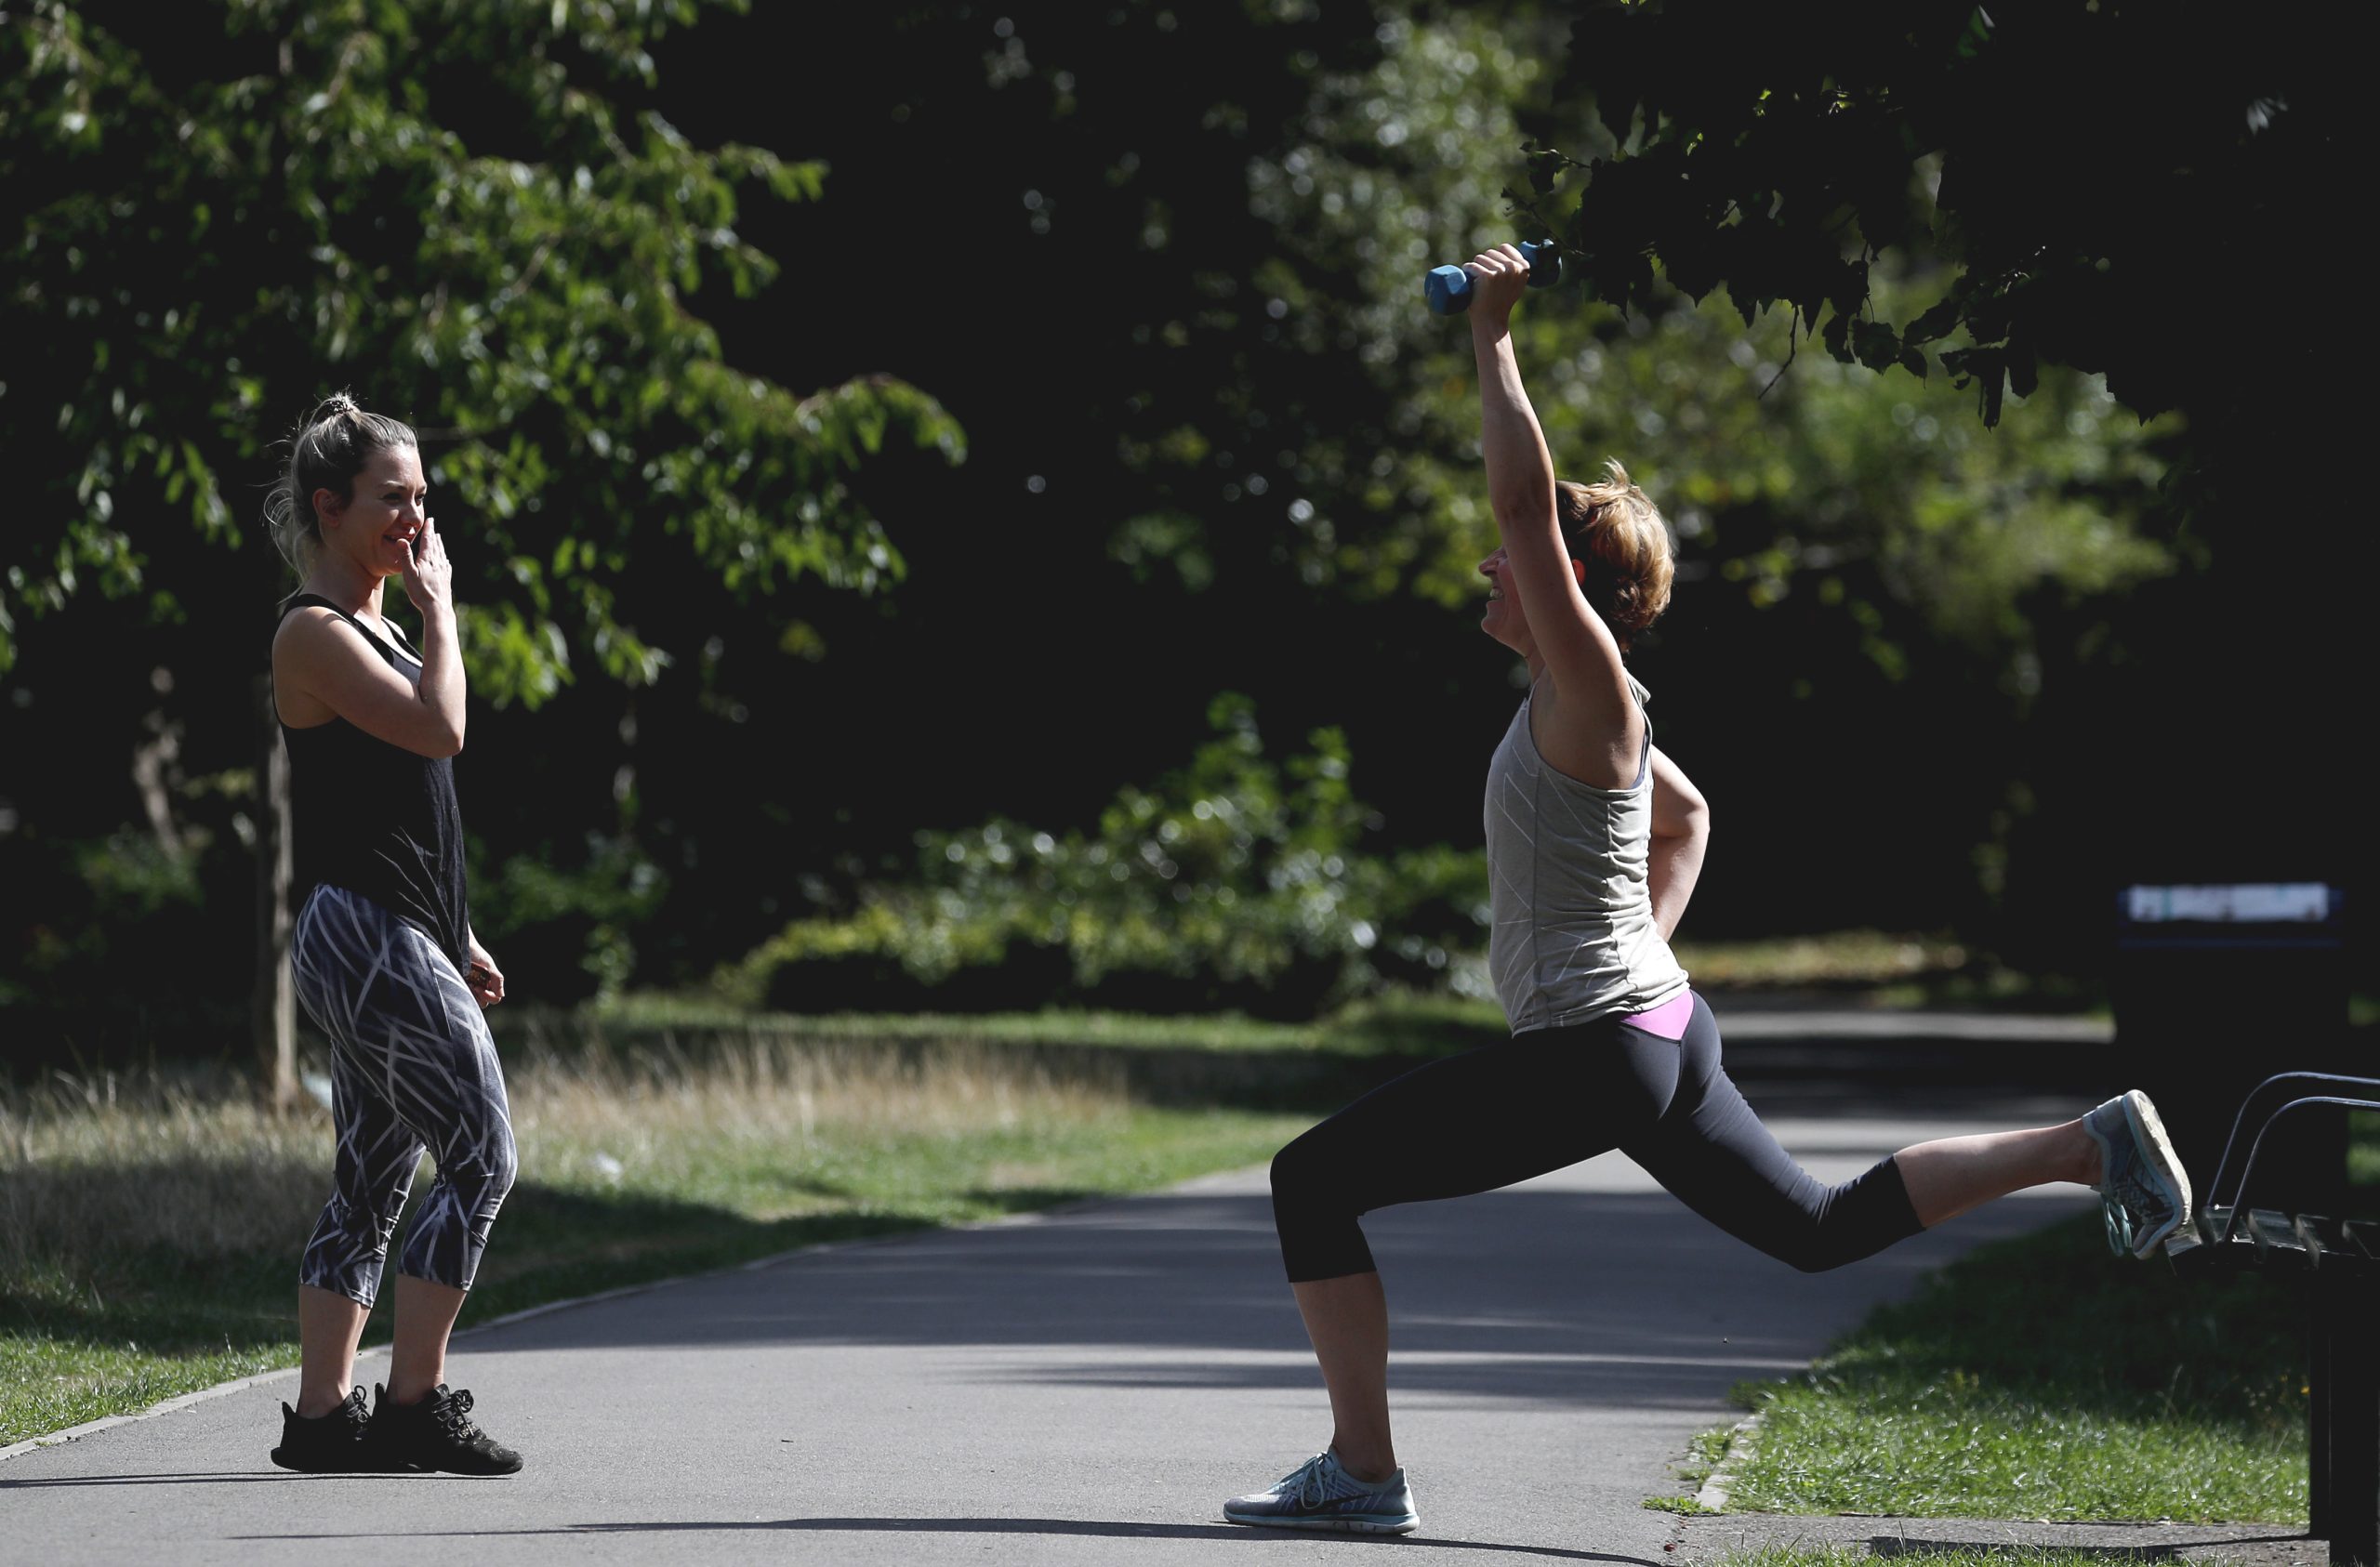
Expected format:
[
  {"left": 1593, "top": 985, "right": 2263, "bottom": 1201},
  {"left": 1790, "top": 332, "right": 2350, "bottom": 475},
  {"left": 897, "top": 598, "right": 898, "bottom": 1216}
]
[
  {"left": 271, "top": 603, "right": 352, "bottom": 671},
  {"left": 271, "top": 605, "right": 373, "bottom": 727}
]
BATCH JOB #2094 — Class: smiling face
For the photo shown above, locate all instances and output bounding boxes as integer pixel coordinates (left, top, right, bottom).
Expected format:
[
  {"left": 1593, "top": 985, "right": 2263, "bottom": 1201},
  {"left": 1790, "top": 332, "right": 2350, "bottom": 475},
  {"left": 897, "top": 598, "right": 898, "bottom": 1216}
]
[
  {"left": 1477, "top": 546, "right": 1530, "bottom": 655},
  {"left": 316, "top": 444, "right": 427, "bottom": 581},
  {"left": 1476, "top": 545, "right": 1586, "bottom": 661}
]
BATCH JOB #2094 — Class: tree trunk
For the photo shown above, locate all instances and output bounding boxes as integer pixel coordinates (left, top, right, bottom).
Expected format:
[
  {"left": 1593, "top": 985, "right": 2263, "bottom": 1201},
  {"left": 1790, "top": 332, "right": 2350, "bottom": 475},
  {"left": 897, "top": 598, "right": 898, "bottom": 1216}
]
[{"left": 251, "top": 673, "right": 297, "bottom": 1111}]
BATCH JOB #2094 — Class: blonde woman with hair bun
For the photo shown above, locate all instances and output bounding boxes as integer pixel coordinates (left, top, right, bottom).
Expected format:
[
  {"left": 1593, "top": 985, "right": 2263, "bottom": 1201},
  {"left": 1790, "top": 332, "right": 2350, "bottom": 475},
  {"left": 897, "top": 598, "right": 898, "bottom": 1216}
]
[
  {"left": 1221, "top": 246, "right": 2192, "bottom": 1534},
  {"left": 262, "top": 392, "right": 525, "bottom": 1479}
]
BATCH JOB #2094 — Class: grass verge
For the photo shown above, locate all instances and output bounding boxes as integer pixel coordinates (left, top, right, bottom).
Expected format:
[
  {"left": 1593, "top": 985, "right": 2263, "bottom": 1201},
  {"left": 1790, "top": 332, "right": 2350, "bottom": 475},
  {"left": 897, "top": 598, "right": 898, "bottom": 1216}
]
[
  {"left": 513, "top": 989, "right": 1511, "bottom": 1057},
  {"left": 1709, "top": 1550, "right": 2245, "bottom": 1567},
  {"left": 1719, "top": 1215, "right": 2308, "bottom": 1524},
  {"left": 1, "top": 1032, "right": 1313, "bottom": 1448},
  {"left": 1646, "top": 1495, "right": 1724, "bottom": 1516}
]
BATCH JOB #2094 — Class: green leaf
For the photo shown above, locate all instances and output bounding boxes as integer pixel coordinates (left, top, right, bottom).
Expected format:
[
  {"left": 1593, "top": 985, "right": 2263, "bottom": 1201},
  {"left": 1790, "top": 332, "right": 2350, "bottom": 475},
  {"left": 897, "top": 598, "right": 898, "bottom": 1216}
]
[
  {"left": 1820, "top": 309, "right": 1855, "bottom": 365},
  {"left": 1853, "top": 321, "right": 1901, "bottom": 373},
  {"left": 1904, "top": 295, "right": 1966, "bottom": 345},
  {"left": 2006, "top": 343, "right": 2038, "bottom": 401}
]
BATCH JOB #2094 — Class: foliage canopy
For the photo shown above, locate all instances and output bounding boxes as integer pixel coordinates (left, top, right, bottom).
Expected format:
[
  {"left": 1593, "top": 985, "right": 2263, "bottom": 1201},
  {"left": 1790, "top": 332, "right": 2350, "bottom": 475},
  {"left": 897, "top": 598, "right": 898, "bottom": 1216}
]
[
  {"left": 1522, "top": 2, "right": 2342, "bottom": 446},
  {"left": 0, "top": 0, "right": 958, "bottom": 690}
]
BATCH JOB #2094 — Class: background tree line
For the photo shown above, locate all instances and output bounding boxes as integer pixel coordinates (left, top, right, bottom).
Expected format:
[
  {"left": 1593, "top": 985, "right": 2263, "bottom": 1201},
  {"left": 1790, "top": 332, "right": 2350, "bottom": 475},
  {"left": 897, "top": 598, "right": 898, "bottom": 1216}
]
[{"left": 2, "top": 0, "right": 2359, "bottom": 1064}]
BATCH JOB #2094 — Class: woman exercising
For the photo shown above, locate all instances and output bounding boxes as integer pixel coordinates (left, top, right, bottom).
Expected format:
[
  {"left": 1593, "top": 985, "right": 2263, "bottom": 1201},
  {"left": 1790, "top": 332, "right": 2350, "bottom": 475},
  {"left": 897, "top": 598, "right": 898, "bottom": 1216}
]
[
  {"left": 263, "top": 393, "right": 522, "bottom": 1476},
  {"left": 1222, "top": 247, "right": 2189, "bottom": 1534}
]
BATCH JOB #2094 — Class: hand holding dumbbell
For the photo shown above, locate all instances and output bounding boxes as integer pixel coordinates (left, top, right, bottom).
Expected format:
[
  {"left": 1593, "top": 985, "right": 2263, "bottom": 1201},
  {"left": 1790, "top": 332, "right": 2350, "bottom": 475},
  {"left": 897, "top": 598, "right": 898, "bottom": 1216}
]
[{"left": 1425, "top": 240, "right": 1563, "bottom": 315}]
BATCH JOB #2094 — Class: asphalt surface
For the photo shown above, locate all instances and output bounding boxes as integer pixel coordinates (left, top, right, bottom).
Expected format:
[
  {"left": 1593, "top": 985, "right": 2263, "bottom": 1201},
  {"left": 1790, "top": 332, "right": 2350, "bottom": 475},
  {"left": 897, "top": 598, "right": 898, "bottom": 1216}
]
[{"left": 4, "top": 1036, "right": 2115, "bottom": 1566}]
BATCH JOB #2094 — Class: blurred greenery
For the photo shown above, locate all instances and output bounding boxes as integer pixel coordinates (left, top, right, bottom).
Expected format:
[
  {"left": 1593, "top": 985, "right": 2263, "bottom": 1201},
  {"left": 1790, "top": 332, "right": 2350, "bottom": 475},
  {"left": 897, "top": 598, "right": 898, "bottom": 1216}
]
[
  {"left": 722, "top": 695, "right": 1487, "bottom": 1017},
  {"left": 0, "top": 2, "right": 2358, "bottom": 1059}
]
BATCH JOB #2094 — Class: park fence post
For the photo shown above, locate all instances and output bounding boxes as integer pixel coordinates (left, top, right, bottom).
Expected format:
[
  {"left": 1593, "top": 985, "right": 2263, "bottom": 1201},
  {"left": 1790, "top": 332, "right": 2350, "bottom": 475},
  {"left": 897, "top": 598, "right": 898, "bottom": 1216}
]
[{"left": 251, "top": 673, "right": 297, "bottom": 1111}]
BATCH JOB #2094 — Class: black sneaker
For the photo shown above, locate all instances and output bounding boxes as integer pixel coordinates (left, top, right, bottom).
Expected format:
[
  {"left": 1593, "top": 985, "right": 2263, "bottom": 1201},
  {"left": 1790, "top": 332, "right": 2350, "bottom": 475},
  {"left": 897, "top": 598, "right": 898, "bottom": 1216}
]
[
  {"left": 370, "top": 1382, "right": 524, "bottom": 1476},
  {"left": 270, "top": 1386, "right": 416, "bottom": 1473}
]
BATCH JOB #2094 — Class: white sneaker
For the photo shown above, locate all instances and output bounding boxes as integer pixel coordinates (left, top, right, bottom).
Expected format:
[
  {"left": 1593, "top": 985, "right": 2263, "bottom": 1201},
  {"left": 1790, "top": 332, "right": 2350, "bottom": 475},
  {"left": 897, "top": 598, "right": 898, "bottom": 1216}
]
[
  {"left": 1222, "top": 1449, "right": 1419, "bottom": 1534},
  {"left": 2084, "top": 1089, "right": 2192, "bottom": 1258}
]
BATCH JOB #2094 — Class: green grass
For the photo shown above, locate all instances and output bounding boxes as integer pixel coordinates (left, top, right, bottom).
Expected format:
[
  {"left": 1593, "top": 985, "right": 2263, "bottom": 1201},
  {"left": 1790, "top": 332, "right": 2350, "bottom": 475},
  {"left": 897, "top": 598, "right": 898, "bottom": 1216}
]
[
  {"left": 1710, "top": 1549, "right": 2247, "bottom": 1567},
  {"left": 1681, "top": 1422, "right": 1739, "bottom": 1489},
  {"left": 1, "top": 1031, "right": 1315, "bottom": 1448},
  {"left": 1646, "top": 1494, "right": 1724, "bottom": 1515},
  {"left": 522, "top": 988, "right": 1513, "bottom": 1056},
  {"left": 1669, "top": 931, "right": 2101, "bottom": 1013},
  {"left": 1720, "top": 1216, "right": 2309, "bottom": 1524},
  {"left": 1673, "top": 931, "right": 1977, "bottom": 990}
]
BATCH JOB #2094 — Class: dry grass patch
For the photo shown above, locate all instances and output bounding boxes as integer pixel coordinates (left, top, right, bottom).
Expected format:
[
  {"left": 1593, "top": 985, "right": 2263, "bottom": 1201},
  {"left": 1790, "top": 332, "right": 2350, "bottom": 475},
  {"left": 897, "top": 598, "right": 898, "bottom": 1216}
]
[{"left": 0, "top": 1032, "right": 1304, "bottom": 1446}]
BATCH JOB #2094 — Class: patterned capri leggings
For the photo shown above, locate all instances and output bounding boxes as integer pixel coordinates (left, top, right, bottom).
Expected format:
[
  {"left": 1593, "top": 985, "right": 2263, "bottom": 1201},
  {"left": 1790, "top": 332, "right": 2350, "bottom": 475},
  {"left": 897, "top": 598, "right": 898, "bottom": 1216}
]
[
  {"left": 1271, "top": 991, "right": 1924, "bottom": 1282},
  {"left": 291, "top": 885, "right": 518, "bottom": 1306}
]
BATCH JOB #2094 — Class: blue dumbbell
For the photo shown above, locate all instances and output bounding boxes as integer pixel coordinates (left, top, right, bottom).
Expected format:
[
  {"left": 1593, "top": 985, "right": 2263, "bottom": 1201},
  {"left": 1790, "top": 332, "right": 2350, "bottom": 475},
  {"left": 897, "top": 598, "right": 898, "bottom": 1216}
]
[{"left": 1424, "top": 241, "right": 1564, "bottom": 315}]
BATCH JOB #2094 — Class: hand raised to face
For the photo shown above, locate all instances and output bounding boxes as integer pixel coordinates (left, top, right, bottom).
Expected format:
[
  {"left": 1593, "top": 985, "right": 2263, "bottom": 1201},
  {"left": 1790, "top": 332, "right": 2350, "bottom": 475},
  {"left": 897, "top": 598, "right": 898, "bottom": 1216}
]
[{"left": 401, "top": 516, "right": 454, "bottom": 614}]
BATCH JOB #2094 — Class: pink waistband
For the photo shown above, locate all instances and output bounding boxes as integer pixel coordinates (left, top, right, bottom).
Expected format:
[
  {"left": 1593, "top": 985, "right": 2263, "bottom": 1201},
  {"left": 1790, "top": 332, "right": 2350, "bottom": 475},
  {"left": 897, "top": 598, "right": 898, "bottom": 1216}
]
[{"left": 1623, "top": 991, "right": 1695, "bottom": 1040}]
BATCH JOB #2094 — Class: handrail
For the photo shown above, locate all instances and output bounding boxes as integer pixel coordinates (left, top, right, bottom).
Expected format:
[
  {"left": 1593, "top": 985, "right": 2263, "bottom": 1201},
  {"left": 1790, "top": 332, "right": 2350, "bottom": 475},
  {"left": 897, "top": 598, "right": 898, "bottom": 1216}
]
[
  {"left": 2215, "top": 1092, "right": 2380, "bottom": 1244},
  {"left": 2203, "top": 1072, "right": 2380, "bottom": 1212}
]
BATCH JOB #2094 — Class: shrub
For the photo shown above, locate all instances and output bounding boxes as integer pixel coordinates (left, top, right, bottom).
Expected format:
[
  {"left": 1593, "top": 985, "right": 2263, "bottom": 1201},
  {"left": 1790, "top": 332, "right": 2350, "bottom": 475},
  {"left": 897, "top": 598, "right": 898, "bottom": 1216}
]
[{"left": 721, "top": 696, "right": 1487, "bottom": 1017}]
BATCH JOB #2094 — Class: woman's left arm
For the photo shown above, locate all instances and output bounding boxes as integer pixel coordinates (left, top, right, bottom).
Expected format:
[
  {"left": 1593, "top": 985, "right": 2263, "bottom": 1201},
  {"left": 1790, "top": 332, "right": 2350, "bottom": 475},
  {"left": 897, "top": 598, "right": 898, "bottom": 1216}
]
[{"left": 1646, "top": 746, "right": 1710, "bottom": 942}]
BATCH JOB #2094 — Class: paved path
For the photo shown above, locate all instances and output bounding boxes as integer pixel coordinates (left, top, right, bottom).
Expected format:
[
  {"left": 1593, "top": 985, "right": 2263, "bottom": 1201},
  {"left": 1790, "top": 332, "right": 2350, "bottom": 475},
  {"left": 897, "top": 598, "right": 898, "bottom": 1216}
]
[{"left": 1, "top": 1089, "right": 2099, "bottom": 1566}]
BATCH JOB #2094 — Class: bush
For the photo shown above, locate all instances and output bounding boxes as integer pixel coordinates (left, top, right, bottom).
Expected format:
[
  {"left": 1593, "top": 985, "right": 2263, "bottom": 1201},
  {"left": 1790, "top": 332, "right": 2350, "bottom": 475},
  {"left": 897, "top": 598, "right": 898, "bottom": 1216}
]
[{"left": 721, "top": 695, "right": 1487, "bottom": 1017}]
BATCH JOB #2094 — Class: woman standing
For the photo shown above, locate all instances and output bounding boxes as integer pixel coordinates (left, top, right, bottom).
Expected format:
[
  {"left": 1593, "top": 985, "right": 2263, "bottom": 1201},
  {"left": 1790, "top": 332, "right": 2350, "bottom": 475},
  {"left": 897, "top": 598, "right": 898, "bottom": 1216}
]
[
  {"left": 1221, "top": 249, "right": 2188, "bottom": 1534},
  {"left": 263, "top": 393, "right": 522, "bottom": 1476}
]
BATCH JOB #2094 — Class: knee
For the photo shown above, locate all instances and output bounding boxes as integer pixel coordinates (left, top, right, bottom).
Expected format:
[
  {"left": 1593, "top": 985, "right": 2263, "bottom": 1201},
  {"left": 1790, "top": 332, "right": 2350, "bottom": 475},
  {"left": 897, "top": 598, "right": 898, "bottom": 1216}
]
[
  {"left": 485, "top": 1124, "right": 520, "bottom": 1205},
  {"left": 449, "top": 1123, "right": 519, "bottom": 1212},
  {"left": 324, "top": 1179, "right": 407, "bottom": 1235},
  {"left": 1268, "top": 1146, "right": 1303, "bottom": 1210},
  {"left": 1779, "top": 1234, "right": 1854, "bottom": 1274},
  {"left": 1778, "top": 1159, "right": 1920, "bottom": 1272},
  {"left": 1269, "top": 1132, "right": 1330, "bottom": 1208},
  {"left": 1774, "top": 1196, "right": 1911, "bottom": 1274}
]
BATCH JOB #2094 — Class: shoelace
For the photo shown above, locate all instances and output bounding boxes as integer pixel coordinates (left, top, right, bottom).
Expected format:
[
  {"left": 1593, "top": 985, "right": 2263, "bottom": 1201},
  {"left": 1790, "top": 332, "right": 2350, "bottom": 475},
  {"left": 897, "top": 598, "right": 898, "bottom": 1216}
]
[
  {"left": 2101, "top": 1192, "right": 2135, "bottom": 1258},
  {"left": 1277, "top": 1453, "right": 1333, "bottom": 1508},
  {"left": 2094, "top": 1114, "right": 2152, "bottom": 1258},
  {"left": 430, "top": 1389, "right": 482, "bottom": 1442}
]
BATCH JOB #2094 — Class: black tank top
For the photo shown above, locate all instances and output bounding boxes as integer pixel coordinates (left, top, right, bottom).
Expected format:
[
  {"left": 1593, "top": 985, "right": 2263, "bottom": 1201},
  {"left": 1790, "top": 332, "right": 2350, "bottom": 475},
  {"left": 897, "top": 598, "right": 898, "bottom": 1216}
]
[{"left": 275, "top": 594, "right": 471, "bottom": 970}]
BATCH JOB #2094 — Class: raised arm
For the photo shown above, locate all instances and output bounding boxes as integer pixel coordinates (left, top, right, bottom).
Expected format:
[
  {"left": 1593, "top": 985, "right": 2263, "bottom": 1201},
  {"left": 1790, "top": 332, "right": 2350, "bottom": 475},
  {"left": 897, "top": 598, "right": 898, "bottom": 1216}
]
[
  {"left": 1646, "top": 745, "right": 1710, "bottom": 941},
  {"left": 1465, "top": 246, "right": 1640, "bottom": 784},
  {"left": 273, "top": 518, "right": 467, "bottom": 758}
]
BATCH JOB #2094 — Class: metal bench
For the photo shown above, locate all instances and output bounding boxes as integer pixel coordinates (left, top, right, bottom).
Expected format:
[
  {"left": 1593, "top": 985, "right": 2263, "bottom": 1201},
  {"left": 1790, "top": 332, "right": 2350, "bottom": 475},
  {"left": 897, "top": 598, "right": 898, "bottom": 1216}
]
[{"left": 2164, "top": 1071, "right": 2380, "bottom": 1567}]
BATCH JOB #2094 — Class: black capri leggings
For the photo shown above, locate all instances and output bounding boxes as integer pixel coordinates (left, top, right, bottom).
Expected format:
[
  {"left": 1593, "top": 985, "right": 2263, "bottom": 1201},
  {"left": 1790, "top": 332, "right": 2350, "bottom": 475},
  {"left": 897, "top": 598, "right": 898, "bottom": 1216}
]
[
  {"left": 291, "top": 885, "right": 518, "bottom": 1305},
  {"left": 1271, "top": 992, "right": 1923, "bottom": 1282}
]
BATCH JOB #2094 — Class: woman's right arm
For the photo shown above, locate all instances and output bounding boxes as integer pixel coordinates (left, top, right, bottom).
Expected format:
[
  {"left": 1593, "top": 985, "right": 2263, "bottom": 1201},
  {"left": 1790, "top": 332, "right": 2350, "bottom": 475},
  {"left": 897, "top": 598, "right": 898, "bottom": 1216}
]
[
  {"left": 1467, "top": 247, "right": 1641, "bottom": 785},
  {"left": 273, "top": 520, "right": 467, "bottom": 758}
]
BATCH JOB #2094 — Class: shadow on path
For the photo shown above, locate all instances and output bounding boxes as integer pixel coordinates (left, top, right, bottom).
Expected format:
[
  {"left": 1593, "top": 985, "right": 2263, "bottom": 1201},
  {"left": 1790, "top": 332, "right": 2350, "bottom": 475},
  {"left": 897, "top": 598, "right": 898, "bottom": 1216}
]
[
  {"left": 496, "top": 1181, "right": 2088, "bottom": 1413},
  {"left": 0, "top": 1470, "right": 377, "bottom": 1489},
  {"left": 231, "top": 1514, "right": 1656, "bottom": 1560}
]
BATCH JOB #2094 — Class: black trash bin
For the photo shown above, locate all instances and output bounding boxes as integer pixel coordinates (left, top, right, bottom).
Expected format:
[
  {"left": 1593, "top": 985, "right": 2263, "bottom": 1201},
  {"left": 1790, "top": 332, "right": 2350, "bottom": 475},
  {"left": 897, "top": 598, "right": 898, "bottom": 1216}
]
[{"left": 2111, "top": 880, "right": 2349, "bottom": 1212}]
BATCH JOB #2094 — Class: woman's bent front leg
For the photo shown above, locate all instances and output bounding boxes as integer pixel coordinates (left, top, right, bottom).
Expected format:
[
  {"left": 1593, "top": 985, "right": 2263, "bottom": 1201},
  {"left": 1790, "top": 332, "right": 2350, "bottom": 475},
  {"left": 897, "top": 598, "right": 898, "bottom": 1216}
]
[{"left": 1262, "top": 1026, "right": 1673, "bottom": 1480}]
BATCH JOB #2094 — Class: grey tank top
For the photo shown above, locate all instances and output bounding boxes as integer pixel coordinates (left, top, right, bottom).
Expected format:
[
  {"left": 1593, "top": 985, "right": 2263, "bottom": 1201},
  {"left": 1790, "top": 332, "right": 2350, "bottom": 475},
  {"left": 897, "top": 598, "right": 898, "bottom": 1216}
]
[{"left": 1484, "top": 671, "right": 1690, "bottom": 1034}]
